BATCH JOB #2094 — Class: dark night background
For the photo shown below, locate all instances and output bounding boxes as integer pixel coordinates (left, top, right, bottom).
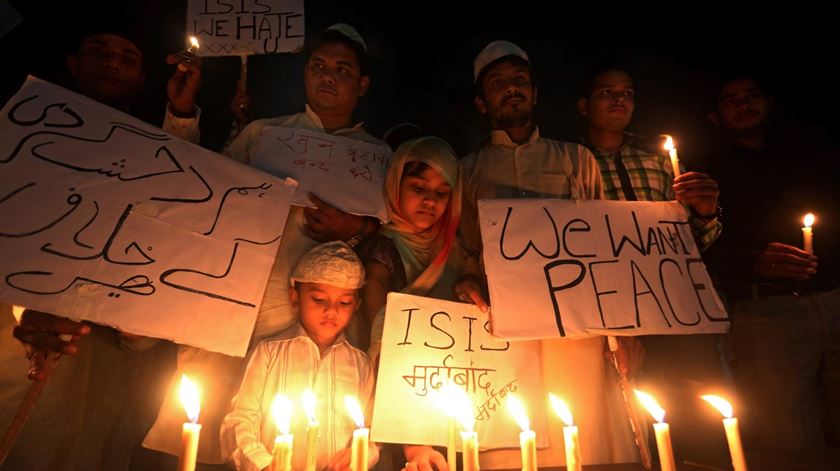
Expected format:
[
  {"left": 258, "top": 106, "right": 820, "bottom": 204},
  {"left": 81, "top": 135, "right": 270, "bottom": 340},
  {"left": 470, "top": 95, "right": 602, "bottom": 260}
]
[{"left": 1, "top": 1, "right": 837, "bottom": 165}]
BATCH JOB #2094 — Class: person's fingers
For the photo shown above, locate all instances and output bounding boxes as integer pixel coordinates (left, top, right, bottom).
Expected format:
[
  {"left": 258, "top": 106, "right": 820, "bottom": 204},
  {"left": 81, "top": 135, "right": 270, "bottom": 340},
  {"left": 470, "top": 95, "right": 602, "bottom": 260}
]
[
  {"left": 13, "top": 327, "right": 79, "bottom": 354},
  {"left": 772, "top": 252, "right": 818, "bottom": 268},
  {"left": 428, "top": 451, "right": 449, "bottom": 471},
  {"left": 673, "top": 171, "right": 714, "bottom": 183},
  {"left": 767, "top": 242, "right": 818, "bottom": 260},
  {"left": 467, "top": 288, "right": 489, "bottom": 312},
  {"left": 20, "top": 310, "right": 89, "bottom": 336}
]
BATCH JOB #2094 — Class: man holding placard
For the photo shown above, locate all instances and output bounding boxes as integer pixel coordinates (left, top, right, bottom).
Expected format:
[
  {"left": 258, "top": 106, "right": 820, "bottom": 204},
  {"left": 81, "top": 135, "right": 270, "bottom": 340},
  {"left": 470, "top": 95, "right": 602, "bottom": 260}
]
[{"left": 451, "top": 40, "right": 639, "bottom": 469}]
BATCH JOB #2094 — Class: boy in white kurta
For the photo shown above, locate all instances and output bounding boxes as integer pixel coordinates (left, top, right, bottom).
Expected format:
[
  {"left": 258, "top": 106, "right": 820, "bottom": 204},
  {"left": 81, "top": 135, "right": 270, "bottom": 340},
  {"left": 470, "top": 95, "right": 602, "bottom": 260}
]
[{"left": 221, "top": 242, "right": 377, "bottom": 471}]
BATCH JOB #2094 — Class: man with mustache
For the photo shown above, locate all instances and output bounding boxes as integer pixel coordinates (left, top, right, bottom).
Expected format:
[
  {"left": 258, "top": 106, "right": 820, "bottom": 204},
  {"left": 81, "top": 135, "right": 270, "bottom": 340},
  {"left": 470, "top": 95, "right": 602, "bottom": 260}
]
[
  {"left": 704, "top": 74, "right": 840, "bottom": 452},
  {"left": 578, "top": 64, "right": 728, "bottom": 461},
  {"left": 443, "top": 40, "right": 639, "bottom": 470}
]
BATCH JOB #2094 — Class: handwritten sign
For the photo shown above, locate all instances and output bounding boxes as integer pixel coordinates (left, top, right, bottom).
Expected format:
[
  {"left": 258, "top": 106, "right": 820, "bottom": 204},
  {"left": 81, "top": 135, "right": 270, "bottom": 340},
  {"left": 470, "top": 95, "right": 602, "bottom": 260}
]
[
  {"left": 0, "top": 77, "right": 297, "bottom": 357},
  {"left": 252, "top": 126, "right": 390, "bottom": 221},
  {"left": 187, "top": 0, "right": 304, "bottom": 56},
  {"left": 371, "top": 293, "right": 548, "bottom": 450},
  {"left": 478, "top": 199, "right": 729, "bottom": 339}
]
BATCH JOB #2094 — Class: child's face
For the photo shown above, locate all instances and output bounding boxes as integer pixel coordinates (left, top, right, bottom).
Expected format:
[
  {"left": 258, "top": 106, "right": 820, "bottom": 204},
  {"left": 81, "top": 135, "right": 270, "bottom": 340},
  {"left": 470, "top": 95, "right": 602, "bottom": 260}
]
[
  {"left": 399, "top": 166, "right": 451, "bottom": 231},
  {"left": 291, "top": 282, "right": 359, "bottom": 346}
]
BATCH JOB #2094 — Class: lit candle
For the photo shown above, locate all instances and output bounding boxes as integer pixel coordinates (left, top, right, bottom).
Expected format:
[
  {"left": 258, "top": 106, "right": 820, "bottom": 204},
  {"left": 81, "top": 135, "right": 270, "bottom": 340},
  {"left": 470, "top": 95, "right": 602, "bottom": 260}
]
[
  {"left": 634, "top": 389, "right": 675, "bottom": 471},
  {"left": 452, "top": 393, "right": 479, "bottom": 471},
  {"left": 701, "top": 395, "right": 747, "bottom": 471},
  {"left": 802, "top": 213, "right": 815, "bottom": 253},
  {"left": 431, "top": 384, "right": 459, "bottom": 471},
  {"left": 178, "top": 375, "right": 201, "bottom": 471},
  {"left": 271, "top": 395, "right": 293, "bottom": 471},
  {"left": 302, "top": 389, "right": 319, "bottom": 471},
  {"left": 345, "top": 396, "right": 368, "bottom": 471},
  {"left": 549, "top": 394, "right": 581, "bottom": 471},
  {"left": 663, "top": 135, "right": 681, "bottom": 178},
  {"left": 174, "top": 36, "right": 200, "bottom": 72},
  {"left": 506, "top": 394, "right": 536, "bottom": 471}
]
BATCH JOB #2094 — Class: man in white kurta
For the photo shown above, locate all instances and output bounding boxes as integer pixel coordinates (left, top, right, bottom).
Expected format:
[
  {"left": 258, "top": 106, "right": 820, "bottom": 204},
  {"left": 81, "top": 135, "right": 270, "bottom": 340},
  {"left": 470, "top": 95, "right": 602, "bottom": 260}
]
[{"left": 454, "top": 41, "right": 639, "bottom": 469}]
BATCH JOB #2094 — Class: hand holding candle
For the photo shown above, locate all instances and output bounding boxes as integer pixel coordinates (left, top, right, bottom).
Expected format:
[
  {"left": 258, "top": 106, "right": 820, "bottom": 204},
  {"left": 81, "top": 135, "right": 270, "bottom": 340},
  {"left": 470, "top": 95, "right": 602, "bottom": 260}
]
[
  {"left": 549, "top": 394, "right": 581, "bottom": 471},
  {"left": 634, "top": 389, "right": 675, "bottom": 471},
  {"left": 802, "top": 213, "right": 815, "bottom": 253},
  {"left": 345, "top": 396, "right": 369, "bottom": 471},
  {"left": 178, "top": 375, "right": 201, "bottom": 471},
  {"left": 173, "top": 36, "right": 200, "bottom": 70},
  {"left": 663, "top": 135, "right": 681, "bottom": 179},
  {"left": 302, "top": 389, "right": 319, "bottom": 471},
  {"left": 271, "top": 395, "right": 293, "bottom": 471},
  {"left": 507, "top": 394, "right": 536, "bottom": 471},
  {"left": 701, "top": 395, "right": 747, "bottom": 471}
]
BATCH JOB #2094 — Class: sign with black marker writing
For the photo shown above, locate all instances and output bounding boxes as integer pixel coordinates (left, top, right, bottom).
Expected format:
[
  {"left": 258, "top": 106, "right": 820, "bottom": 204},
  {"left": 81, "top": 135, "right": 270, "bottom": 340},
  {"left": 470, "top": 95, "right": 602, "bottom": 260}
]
[
  {"left": 0, "top": 77, "right": 296, "bottom": 357},
  {"left": 253, "top": 126, "right": 391, "bottom": 221},
  {"left": 478, "top": 199, "right": 729, "bottom": 339},
  {"left": 187, "top": 0, "right": 304, "bottom": 56},
  {"left": 371, "top": 293, "right": 548, "bottom": 450}
]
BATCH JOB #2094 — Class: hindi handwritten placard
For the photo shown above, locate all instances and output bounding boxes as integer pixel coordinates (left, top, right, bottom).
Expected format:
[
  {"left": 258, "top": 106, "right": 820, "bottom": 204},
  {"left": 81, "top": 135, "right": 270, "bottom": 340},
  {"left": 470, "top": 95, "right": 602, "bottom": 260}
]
[
  {"left": 0, "top": 77, "right": 296, "bottom": 357},
  {"left": 371, "top": 293, "right": 548, "bottom": 450},
  {"left": 478, "top": 199, "right": 729, "bottom": 339},
  {"left": 252, "top": 126, "right": 390, "bottom": 221},
  {"left": 187, "top": 0, "right": 304, "bottom": 56}
]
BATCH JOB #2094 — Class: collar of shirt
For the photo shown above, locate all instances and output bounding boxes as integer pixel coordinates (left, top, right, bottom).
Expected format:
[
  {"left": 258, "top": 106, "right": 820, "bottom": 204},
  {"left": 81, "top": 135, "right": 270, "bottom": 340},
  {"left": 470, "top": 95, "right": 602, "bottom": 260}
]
[
  {"left": 304, "top": 104, "right": 366, "bottom": 136},
  {"left": 489, "top": 126, "right": 541, "bottom": 148},
  {"left": 580, "top": 132, "right": 640, "bottom": 157},
  {"left": 278, "top": 322, "right": 350, "bottom": 351}
]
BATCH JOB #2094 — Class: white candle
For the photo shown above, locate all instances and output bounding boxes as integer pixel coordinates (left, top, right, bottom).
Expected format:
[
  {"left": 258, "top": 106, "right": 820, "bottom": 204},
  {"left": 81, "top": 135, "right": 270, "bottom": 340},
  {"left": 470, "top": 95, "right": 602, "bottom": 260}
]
[
  {"left": 506, "top": 394, "right": 536, "bottom": 471},
  {"left": 345, "top": 396, "right": 368, "bottom": 471},
  {"left": 447, "top": 416, "right": 457, "bottom": 471},
  {"left": 451, "top": 390, "right": 479, "bottom": 471},
  {"left": 802, "top": 213, "right": 815, "bottom": 253},
  {"left": 549, "top": 394, "right": 581, "bottom": 471},
  {"left": 271, "top": 395, "right": 293, "bottom": 471},
  {"left": 302, "top": 390, "right": 319, "bottom": 471},
  {"left": 634, "top": 389, "right": 675, "bottom": 471},
  {"left": 178, "top": 375, "right": 201, "bottom": 471},
  {"left": 663, "top": 135, "right": 681, "bottom": 178},
  {"left": 461, "top": 431, "right": 479, "bottom": 471},
  {"left": 701, "top": 395, "right": 748, "bottom": 471}
]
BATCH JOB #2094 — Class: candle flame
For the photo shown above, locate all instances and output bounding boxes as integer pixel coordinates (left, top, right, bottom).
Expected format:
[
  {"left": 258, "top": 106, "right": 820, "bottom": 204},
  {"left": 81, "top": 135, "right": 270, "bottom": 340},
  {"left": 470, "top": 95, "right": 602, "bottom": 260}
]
[
  {"left": 272, "top": 394, "right": 292, "bottom": 435},
  {"left": 663, "top": 135, "right": 675, "bottom": 152},
  {"left": 634, "top": 389, "right": 666, "bottom": 423},
  {"left": 179, "top": 374, "right": 200, "bottom": 423},
  {"left": 701, "top": 395, "right": 733, "bottom": 419},
  {"left": 189, "top": 36, "right": 200, "bottom": 49},
  {"left": 302, "top": 389, "right": 317, "bottom": 423},
  {"left": 548, "top": 393, "right": 574, "bottom": 426},
  {"left": 344, "top": 396, "right": 365, "bottom": 428},
  {"left": 506, "top": 394, "right": 531, "bottom": 432},
  {"left": 433, "top": 384, "right": 475, "bottom": 431},
  {"left": 11, "top": 305, "right": 25, "bottom": 322},
  {"left": 804, "top": 213, "right": 815, "bottom": 228}
]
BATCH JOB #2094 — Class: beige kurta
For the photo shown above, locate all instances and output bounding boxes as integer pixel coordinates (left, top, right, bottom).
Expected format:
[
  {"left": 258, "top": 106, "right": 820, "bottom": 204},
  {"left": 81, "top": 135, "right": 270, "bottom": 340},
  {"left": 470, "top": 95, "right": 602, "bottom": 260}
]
[
  {"left": 142, "top": 107, "right": 385, "bottom": 463},
  {"left": 459, "top": 128, "right": 639, "bottom": 468}
]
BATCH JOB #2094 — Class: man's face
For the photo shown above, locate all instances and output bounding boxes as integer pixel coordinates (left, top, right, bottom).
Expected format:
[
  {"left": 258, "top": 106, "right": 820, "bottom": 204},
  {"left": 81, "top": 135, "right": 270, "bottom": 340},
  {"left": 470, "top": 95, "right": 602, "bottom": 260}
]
[
  {"left": 66, "top": 34, "right": 146, "bottom": 109},
  {"left": 712, "top": 78, "right": 771, "bottom": 133},
  {"left": 475, "top": 59, "right": 537, "bottom": 130},
  {"left": 578, "top": 70, "right": 635, "bottom": 133},
  {"left": 304, "top": 41, "right": 369, "bottom": 118}
]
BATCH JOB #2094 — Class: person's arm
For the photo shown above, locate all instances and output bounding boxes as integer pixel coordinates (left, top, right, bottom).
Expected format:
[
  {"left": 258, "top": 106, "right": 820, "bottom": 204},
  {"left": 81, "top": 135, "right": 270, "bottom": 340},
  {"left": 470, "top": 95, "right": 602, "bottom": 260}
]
[
  {"left": 453, "top": 158, "right": 490, "bottom": 311},
  {"left": 673, "top": 171, "right": 722, "bottom": 251},
  {"left": 304, "top": 194, "right": 379, "bottom": 243},
  {"left": 364, "top": 262, "right": 391, "bottom": 366},
  {"left": 220, "top": 342, "right": 274, "bottom": 471},
  {"left": 12, "top": 309, "right": 90, "bottom": 380},
  {"left": 162, "top": 53, "right": 202, "bottom": 144}
]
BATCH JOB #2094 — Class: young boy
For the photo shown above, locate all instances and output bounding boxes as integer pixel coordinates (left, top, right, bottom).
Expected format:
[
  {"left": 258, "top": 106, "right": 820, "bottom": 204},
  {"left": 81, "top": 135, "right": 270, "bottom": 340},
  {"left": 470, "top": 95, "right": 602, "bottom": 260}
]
[{"left": 221, "top": 241, "right": 377, "bottom": 471}]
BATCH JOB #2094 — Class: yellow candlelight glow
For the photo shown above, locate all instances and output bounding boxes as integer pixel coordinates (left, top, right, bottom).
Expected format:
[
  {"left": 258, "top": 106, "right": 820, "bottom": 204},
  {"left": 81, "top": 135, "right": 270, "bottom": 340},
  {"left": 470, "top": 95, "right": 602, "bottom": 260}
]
[
  {"left": 804, "top": 213, "right": 815, "bottom": 228},
  {"left": 344, "top": 396, "right": 365, "bottom": 428},
  {"left": 188, "top": 36, "right": 200, "bottom": 51},
  {"left": 634, "top": 389, "right": 665, "bottom": 423},
  {"left": 272, "top": 395, "right": 292, "bottom": 435},
  {"left": 701, "top": 395, "right": 733, "bottom": 418},
  {"left": 663, "top": 135, "right": 675, "bottom": 152},
  {"left": 549, "top": 393, "right": 573, "bottom": 426},
  {"left": 507, "top": 394, "right": 530, "bottom": 432},
  {"left": 179, "top": 374, "right": 200, "bottom": 423},
  {"left": 303, "top": 389, "right": 317, "bottom": 423}
]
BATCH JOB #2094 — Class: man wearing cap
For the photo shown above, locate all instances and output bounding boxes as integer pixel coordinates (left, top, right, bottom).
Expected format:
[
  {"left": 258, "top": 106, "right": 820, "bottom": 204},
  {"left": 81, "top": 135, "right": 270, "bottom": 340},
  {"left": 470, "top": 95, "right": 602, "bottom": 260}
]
[
  {"left": 140, "top": 24, "right": 385, "bottom": 468},
  {"left": 446, "top": 41, "right": 639, "bottom": 469}
]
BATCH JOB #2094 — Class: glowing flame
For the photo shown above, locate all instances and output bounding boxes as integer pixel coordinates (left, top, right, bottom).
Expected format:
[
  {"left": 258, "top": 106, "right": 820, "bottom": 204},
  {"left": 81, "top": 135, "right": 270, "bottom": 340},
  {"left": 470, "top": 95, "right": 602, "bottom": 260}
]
[
  {"left": 11, "top": 305, "right": 25, "bottom": 322},
  {"left": 431, "top": 384, "right": 474, "bottom": 431},
  {"left": 701, "top": 395, "right": 733, "bottom": 419},
  {"left": 272, "top": 394, "right": 293, "bottom": 435},
  {"left": 549, "top": 393, "right": 573, "bottom": 426},
  {"left": 507, "top": 394, "right": 531, "bottom": 432},
  {"left": 634, "top": 389, "right": 666, "bottom": 423},
  {"left": 804, "top": 213, "right": 815, "bottom": 228},
  {"left": 663, "top": 135, "right": 675, "bottom": 152},
  {"left": 179, "top": 375, "right": 200, "bottom": 423},
  {"left": 345, "top": 396, "right": 365, "bottom": 429},
  {"left": 189, "top": 36, "right": 200, "bottom": 50},
  {"left": 302, "top": 389, "right": 317, "bottom": 423}
]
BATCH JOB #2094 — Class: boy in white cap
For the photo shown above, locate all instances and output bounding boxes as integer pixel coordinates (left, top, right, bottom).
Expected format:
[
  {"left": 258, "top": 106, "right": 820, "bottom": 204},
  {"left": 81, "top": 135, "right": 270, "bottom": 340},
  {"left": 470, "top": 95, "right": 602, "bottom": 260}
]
[{"left": 221, "top": 241, "right": 378, "bottom": 471}]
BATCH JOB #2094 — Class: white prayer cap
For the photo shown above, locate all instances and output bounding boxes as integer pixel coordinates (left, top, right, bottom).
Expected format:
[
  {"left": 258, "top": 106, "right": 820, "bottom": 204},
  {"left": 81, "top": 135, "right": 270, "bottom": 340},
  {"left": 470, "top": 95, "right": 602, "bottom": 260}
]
[
  {"left": 325, "top": 23, "right": 367, "bottom": 51},
  {"left": 290, "top": 241, "right": 365, "bottom": 289},
  {"left": 473, "top": 40, "right": 529, "bottom": 83}
]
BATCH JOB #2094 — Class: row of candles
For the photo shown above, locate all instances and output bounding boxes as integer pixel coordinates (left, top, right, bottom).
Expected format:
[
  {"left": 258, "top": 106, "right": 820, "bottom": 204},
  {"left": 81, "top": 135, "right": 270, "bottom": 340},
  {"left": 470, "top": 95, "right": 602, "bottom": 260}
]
[{"left": 176, "top": 375, "right": 746, "bottom": 471}]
